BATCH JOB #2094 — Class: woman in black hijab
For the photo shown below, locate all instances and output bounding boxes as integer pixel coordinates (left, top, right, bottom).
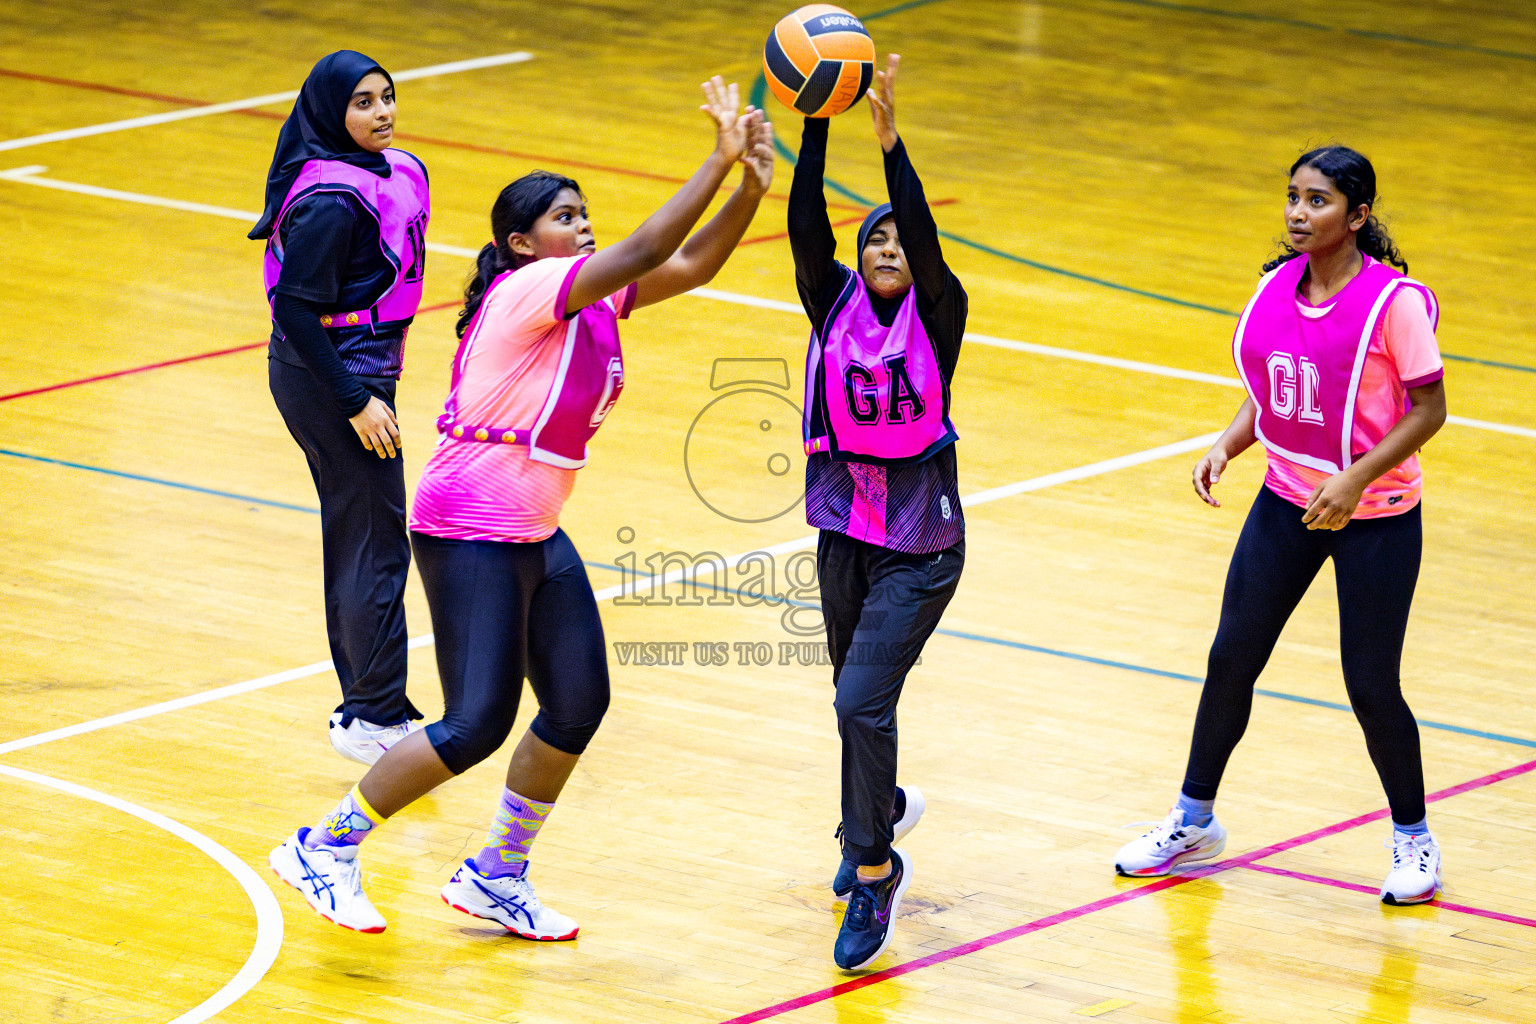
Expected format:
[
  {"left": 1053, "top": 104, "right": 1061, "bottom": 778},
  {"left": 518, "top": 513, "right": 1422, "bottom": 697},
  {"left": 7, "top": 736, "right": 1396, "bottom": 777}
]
[{"left": 254, "top": 50, "right": 430, "bottom": 763}]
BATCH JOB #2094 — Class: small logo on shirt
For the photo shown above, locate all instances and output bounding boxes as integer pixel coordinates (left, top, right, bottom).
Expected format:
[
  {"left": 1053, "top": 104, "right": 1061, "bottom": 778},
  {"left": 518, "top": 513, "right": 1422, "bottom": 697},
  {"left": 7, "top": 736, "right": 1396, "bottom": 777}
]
[
  {"left": 940, "top": 495, "right": 952, "bottom": 519},
  {"left": 1388, "top": 495, "right": 1403, "bottom": 505}
]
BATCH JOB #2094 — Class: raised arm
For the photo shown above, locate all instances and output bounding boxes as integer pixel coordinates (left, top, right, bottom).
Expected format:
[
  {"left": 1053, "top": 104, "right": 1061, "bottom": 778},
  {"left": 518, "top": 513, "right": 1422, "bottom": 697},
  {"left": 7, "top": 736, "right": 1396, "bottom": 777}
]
[
  {"left": 632, "top": 114, "right": 775, "bottom": 309},
  {"left": 869, "top": 54, "right": 950, "bottom": 305},
  {"left": 563, "top": 78, "right": 752, "bottom": 315},
  {"left": 788, "top": 117, "right": 842, "bottom": 323}
]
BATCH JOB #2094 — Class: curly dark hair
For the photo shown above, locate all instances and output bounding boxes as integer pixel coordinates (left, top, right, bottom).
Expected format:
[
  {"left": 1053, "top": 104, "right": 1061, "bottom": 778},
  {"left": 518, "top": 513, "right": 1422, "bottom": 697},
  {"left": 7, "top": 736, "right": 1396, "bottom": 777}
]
[{"left": 1262, "top": 146, "right": 1407, "bottom": 275}]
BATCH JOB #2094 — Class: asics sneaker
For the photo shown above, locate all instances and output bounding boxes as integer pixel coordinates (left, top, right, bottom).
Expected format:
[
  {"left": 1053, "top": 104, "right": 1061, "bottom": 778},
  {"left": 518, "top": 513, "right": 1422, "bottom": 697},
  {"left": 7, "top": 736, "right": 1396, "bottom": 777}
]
[
  {"left": 833, "top": 786, "right": 926, "bottom": 896},
  {"left": 1114, "top": 809, "right": 1227, "bottom": 877},
  {"left": 1381, "top": 830, "right": 1441, "bottom": 905},
  {"left": 441, "top": 860, "right": 579, "bottom": 941},
  {"left": 329, "top": 713, "right": 421, "bottom": 766},
  {"left": 269, "top": 828, "right": 386, "bottom": 933},
  {"left": 834, "top": 846, "right": 912, "bottom": 971}
]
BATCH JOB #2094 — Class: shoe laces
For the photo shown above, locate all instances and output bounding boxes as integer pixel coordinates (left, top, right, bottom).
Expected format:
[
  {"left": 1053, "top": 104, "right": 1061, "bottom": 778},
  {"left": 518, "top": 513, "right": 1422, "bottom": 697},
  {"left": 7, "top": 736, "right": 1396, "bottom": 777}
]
[
  {"left": 510, "top": 874, "right": 546, "bottom": 913},
  {"left": 844, "top": 883, "right": 876, "bottom": 931},
  {"left": 1387, "top": 832, "right": 1431, "bottom": 869},
  {"left": 331, "top": 851, "right": 364, "bottom": 894}
]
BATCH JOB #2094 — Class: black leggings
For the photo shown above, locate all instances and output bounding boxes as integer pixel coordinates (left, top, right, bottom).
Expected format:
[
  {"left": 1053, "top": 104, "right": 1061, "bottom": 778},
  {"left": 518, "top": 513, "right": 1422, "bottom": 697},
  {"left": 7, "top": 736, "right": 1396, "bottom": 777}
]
[
  {"left": 412, "top": 529, "right": 610, "bottom": 775},
  {"left": 819, "top": 530, "right": 964, "bottom": 865},
  {"left": 1182, "top": 486, "right": 1426, "bottom": 825}
]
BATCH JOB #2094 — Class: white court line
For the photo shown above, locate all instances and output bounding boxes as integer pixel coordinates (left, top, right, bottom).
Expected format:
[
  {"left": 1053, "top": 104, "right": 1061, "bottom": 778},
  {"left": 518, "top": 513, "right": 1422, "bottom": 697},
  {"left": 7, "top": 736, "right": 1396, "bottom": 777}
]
[
  {"left": 0, "top": 763, "right": 284, "bottom": 1024},
  {"left": 0, "top": 433, "right": 1219, "bottom": 754},
  {"left": 1, "top": 164, "right": 1532, "bottom": 441},
  {"left": 0, "top": 52, "right": 534, "bottom": 153},
  {"left": 3, "top": 167, "right": 1529, "bottom": 440},
  {"left": 0, "top": 166, "right": 477, "bottom": 259}
]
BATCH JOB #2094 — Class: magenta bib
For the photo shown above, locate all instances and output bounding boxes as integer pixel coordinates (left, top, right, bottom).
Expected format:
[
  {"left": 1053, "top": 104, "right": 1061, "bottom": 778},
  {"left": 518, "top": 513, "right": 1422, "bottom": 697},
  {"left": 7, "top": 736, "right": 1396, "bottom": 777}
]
[
  {"left": 804, "top": 276, "right": 957, "bottom": 464},
  {"left": 1233, "top": 254, "right": 1437, "bottom": 473},
  {"left": 262, "top": 149, "right": 430, "bottom": 332},
  {"left": 437, "top": 265, "right": 625, "bottom": 470}
]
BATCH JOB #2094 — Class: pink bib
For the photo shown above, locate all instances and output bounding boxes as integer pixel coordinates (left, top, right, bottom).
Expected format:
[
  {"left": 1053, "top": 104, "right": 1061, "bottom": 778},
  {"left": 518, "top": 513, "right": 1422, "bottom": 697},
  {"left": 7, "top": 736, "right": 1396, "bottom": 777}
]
[
  {"left": 262, "top": 150, "right": 430, "bottom": 331},
  {"left": 1233, "top": 254, "right": 1437, "bottom": 473},
  {"left": 438, "top": 264, "right": 625, "bottom": 469},
  {"left": 804, "top": 276, "right": 957, "bottom": 464}
]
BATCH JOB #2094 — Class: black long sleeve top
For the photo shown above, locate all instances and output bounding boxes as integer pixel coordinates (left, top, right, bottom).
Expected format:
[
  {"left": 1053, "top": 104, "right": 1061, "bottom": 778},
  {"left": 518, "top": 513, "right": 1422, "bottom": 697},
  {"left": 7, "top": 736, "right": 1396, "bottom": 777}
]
[
  {"left": 269, "top": 192, "right": 409, "bottom": 416},
  {"left": 787, "top": 118, "right": 967, "bottom": 554}
]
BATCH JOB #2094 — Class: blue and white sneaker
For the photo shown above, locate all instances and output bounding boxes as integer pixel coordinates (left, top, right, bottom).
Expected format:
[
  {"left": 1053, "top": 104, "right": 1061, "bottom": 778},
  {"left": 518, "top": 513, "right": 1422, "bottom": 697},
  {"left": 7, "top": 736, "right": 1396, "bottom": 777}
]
[
  {"left": 269, "top": 828, "right": 386, "bottom": 933},
  {"left": 441, "top": 860, "right": 578, "bottom": 941},
  {"left": 834, "top": 846, "right": 912, "bottom": 971},
  {"left": 834, "top": 786, "right": 926, "bottom": 897}
]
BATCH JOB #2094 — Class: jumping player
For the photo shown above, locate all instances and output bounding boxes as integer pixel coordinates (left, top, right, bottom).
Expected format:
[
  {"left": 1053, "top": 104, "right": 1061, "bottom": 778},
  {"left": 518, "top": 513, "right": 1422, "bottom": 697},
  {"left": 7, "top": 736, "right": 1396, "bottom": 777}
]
[
  {"left": 270, "top": 78, "right": 775, "bottom": 938},
  {"left": 1114, "top": 146, "right": 1448, "bottom": 906},
  {"left": 252, "top": 50, "right": 428, "bottom": 763},
  {"left": 789, "top": 55, "right": 966, "bottom": 970}
]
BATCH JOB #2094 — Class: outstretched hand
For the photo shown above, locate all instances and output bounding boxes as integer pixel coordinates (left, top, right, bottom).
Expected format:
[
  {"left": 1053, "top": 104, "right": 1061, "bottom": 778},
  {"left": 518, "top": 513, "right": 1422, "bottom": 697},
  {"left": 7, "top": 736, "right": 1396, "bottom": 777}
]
[
  {"left": 740, "top": 113, "right": 775, "bottom": 195},
  {"left": 701, "top": 76, "right": 750, "bottom": 165},
  {"left": 868, "top": 53, "right": 900, "bottom": 152}
]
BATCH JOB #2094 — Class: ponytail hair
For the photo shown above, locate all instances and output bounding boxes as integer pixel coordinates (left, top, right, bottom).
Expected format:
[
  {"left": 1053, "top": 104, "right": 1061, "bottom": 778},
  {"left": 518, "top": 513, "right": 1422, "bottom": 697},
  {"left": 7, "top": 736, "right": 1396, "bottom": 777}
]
[
  {"left": 1261, "top": 145, "right": 1408, "bottom": 276},
  {"left": 457, "top": 170, "right": 584, "bottom": 338}
]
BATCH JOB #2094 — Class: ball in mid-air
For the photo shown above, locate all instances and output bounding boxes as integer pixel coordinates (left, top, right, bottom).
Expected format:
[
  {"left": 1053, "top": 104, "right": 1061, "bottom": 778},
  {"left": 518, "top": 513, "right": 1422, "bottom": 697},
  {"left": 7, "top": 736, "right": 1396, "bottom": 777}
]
[{"left": 763, "top": 5, "right": 876, "bottom": 118}]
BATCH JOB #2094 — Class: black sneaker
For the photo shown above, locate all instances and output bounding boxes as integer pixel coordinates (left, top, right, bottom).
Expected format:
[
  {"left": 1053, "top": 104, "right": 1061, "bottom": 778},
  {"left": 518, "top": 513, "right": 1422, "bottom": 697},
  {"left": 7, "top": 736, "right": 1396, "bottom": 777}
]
[
  {"left": 833, "top": 846, "right": 912, "bottom": 970},
  {"left": 833, "top": 787, "right": 925, "bottom": 896}
]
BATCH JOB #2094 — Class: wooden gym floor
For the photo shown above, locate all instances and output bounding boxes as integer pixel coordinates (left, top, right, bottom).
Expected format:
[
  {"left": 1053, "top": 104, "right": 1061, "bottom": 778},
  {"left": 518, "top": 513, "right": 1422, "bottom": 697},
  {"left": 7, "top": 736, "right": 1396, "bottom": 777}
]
[{"left": 1, "top": 1, "right": 1533, "bottom": 1021}]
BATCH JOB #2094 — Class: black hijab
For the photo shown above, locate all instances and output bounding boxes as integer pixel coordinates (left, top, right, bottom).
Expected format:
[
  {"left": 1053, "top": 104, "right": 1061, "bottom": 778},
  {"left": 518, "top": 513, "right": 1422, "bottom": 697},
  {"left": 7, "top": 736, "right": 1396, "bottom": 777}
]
[{"left": 249, "top": 50, "right": 394, "bottom": 240}]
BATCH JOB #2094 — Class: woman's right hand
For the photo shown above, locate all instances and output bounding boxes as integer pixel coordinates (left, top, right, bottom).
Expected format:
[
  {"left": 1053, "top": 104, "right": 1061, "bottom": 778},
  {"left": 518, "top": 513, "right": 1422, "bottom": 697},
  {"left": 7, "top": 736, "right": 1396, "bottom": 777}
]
[
  {"left": 700, "top": 76, "right": 750, "bottom": 165},
  {"left": 350, "top": 395, "right": 401, "bottom": 459},
  {"left": 1192, "top": 446, "right": 1229, "bottom": 507}
]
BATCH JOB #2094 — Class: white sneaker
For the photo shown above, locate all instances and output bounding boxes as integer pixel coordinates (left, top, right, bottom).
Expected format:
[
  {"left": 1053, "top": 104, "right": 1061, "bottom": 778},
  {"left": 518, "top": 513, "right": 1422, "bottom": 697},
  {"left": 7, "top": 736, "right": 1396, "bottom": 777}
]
[
  {"left": 1115, "top": 809, "right": 1228, "bottom": 877},
  {"left": 1381, "top": 830, "right": 1441, "bottom": 905},
  {"left": 441, "top": 860, "right": 579, "bottom": 941},
  {"left": 269, "top": 828, "right": 386, "bottom": 933},
  {"left": 329, "top": 713, "right": 421, "bottom": 765}
]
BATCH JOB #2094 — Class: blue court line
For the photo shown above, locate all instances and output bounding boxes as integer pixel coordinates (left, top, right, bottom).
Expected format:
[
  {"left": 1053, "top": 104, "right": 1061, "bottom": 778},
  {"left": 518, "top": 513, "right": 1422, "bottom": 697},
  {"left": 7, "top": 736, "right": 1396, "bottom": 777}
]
[
  {"left": 1100, "top": 0, "right": 1536, "bottom": 63},
  {"left": 1, "top": 448, "right": 322, "bottom": 514},
  {"left": 586, "top": 562, "right": 1536, "bottom": 750},
  {"left": 6, "top": 446, "right": 1526, "bottom": 749},
  {"left": 748, "top": 1, "right": 1536, "bottom": 372}
]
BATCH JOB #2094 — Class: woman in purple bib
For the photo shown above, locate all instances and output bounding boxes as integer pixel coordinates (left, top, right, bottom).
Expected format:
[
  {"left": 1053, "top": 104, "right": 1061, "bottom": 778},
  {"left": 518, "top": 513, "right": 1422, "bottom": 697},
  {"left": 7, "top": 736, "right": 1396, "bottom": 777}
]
[
  {"left": 1114, "top": 147, "right": 1449, "bottom": 906},
  {"left": 251, "top": 51, "right": 430, "bottom": 765},
  {"left": 789, "top": 55, "right": 966, "bottom": 971}
]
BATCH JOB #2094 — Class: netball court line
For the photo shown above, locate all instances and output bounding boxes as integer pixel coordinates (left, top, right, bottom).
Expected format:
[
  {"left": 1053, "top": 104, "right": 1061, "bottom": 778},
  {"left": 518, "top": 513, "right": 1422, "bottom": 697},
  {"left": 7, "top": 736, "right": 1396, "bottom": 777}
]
[
  {"left": 2, "top": 165, "right": 1532, "bottom": 438},
  {"left": 713, "top": 755, "right": 1536, "bottom": 1024},
  {"left": 0, "top": 52, "right": 535, "bottom": 153},
  {"left": 0, "top": 762, "right": 284, "bottom": 1024}
]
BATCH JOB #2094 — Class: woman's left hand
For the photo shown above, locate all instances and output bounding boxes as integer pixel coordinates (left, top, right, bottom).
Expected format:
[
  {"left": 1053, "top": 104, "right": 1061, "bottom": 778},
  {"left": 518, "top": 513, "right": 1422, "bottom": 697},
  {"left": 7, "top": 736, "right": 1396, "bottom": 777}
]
[
  {"left": 1301, "top": 471, "right": 1366, "bottom": 530},
  {"left": 868, "top": 53, "right": 900, "bottom": 152},
  {"left": 740, "top": 113, "right": 775, "bottom": 195}
]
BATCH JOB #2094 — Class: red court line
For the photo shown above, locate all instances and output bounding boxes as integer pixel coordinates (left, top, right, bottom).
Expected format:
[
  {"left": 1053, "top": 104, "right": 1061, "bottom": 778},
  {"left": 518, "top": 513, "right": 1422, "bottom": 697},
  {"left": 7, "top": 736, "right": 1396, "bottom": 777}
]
[
  {"left": 0, "top": 302, "right": 463, "bottom": 404},
  {"left": 0, "top": 341, "right": 267, "bottom": 402},
  {"left": 715, "top": 755, "right": 1536, "bottom": 1024},
  {"left": 0, "top": 66, "right": 228, "bottom": 109},
  {"left": 1239, "top": 863, "right": 1536, "bottom": 929},
  {"left": 739, "top": 199, "right": 960, "bottom": 246},
  {"left": 0, "top": 65, "right": 866, "bottom": 212}
]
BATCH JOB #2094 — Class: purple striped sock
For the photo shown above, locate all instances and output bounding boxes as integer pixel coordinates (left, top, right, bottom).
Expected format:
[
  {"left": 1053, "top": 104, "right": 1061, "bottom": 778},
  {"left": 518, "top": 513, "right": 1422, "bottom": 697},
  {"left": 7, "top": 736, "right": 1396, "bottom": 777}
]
[{"left": 472, "top": 788, "right": 554, "bottom": 879}]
